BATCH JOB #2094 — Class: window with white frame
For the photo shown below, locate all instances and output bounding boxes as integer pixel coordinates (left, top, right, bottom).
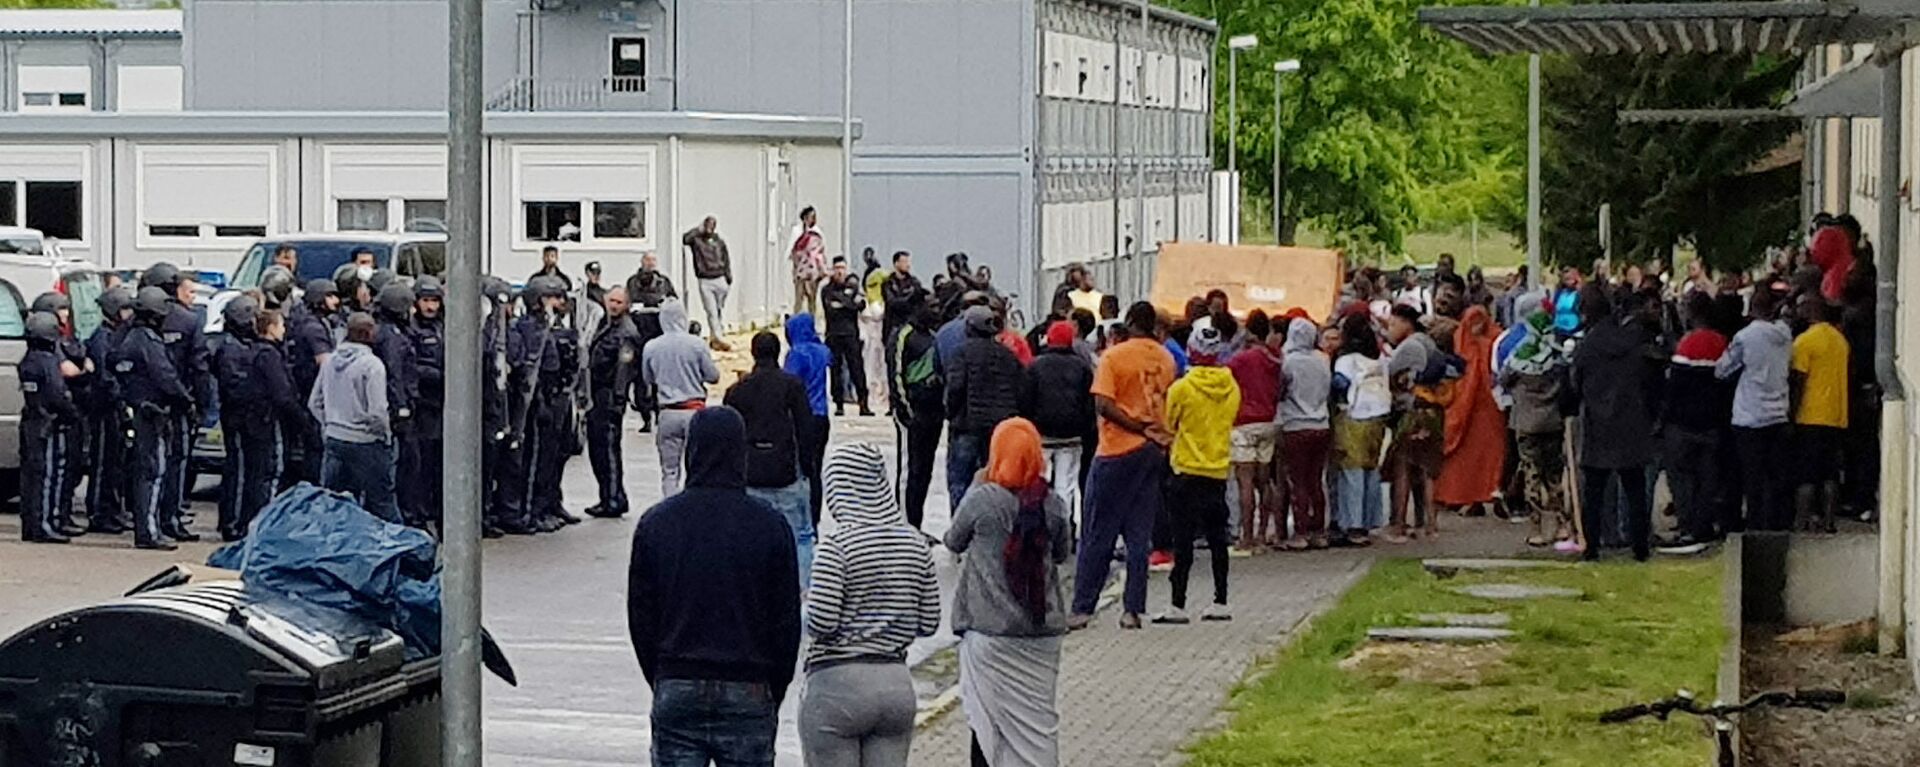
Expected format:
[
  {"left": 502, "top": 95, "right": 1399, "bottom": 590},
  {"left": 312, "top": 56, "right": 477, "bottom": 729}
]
[
  {"left": 511, "top": 144, "right": 655, "bottom": 249},
  {"left": 337, "top": 199, "right": 389, "bottom": 231},
  {"left": 136, "top": 144, "right": 278, "bottom": 247},
  {"left": 18, "top": 66, "right": 89, "bottom": 113},
  {"left": 0, "top": 145, "right": 90, "bottom": 243},
  {"left": 322, "top": 144, "right": 448, "bottom": 233},
  {"left": 610, "top": 36, "right": 647, "bottom": 92}
]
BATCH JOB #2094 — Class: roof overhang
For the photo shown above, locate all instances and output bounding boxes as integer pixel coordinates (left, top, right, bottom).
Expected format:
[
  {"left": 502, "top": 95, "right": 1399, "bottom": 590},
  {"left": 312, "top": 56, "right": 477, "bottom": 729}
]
[
  {"left": 0, "top": 110, "right": 861, "bottom": 142},
  {"left": 1417, "top": 1, "right": 1916, "bottom": 57},
  {"left": 1788, "top": 56, "right": 1884, "bottom": 117}
]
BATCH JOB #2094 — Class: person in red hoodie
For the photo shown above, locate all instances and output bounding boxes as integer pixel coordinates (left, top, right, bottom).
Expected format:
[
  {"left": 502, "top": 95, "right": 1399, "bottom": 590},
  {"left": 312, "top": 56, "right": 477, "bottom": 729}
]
[
  {"left": 1226, "top": 312, "right": 1285, "bottom": 551},
  {"left": 1808, "top": 213, "right": 1859, "bottom": 303}
]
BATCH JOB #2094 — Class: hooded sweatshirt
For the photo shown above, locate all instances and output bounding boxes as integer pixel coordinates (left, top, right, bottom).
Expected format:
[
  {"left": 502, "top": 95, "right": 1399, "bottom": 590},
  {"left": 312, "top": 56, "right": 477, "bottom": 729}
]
[
  {"left": 806, "top": 443, "right": 942, "bottom": 669},
  {"left": 640, "top": 299, "right": 720, "bottom": 406},
  {"left": 1165, "top": 363, "right": 1241, "bottom": 479},
  {"left": 628, "top": 407, "right": 803, "bottom": 702},
  {"left": 1570, "top": 316, "right": 1658, "bottom": 469},
  {"left": 307, "top": 341, "right": 391, "bottom": 443},
  {"left": 782, "top": 314, "right": 833, "bottom": 416},
  {"left": 1279, "top": 320, "right": 1331, "bottom": 432}
]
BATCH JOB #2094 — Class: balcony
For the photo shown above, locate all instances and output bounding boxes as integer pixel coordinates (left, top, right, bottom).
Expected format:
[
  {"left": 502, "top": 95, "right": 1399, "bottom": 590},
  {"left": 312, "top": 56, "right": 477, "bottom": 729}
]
[{"left": 486, "top": 76, "right": 652, "bottom": 112}]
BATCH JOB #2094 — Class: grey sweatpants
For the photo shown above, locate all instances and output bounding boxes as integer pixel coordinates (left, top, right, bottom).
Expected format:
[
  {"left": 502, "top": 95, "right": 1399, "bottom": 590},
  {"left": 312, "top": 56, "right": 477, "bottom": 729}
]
[
  {"left": 698, "top": 277, "right": 729, "bottom": 339},
  {"left": 656, "top": 408, "right": 696, "bottom": 497},
  {"left": 800, "top": 662, "right": 916, "bottom": 767}
]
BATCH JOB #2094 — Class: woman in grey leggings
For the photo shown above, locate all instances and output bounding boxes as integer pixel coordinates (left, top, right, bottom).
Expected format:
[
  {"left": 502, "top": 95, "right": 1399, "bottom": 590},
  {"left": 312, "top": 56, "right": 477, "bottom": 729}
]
[{"left": 802, "top": 443, "right": 942, "bottom": 766}]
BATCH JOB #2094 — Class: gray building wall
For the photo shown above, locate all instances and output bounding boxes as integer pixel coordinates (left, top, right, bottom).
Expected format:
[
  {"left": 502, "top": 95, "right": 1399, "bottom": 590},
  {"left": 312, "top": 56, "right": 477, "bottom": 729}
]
[{"left": 0, "top": 36, "right": 178, "bottom": 112}]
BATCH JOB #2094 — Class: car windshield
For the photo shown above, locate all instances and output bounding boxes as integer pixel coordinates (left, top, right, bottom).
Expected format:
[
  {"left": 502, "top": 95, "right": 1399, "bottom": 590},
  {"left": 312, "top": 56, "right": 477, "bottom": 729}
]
[
  {"left": 235, "top": 240, "right": 395, "bottom": 289},
  {"left": 0, "top": 280, "right": 26, "bottom": 338},
  {"left": 63, "top": 271, "right": 104, "bottom": 340},
  {"left": 0, "top": 236, "right": 44, "bottom": 256}
]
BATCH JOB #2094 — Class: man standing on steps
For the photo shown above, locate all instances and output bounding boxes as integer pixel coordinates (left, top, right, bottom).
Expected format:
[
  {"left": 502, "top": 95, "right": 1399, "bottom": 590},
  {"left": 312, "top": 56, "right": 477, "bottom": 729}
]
[
  {"left": 585, "top": 287, "right": 643, "bottom": 518},
  {"left": 684, "top": 216, "right": 733, "bottom": 351},
  {"left": 821, "top": 256, "right": 872, "bottom": 417},
  {"left": 642, "top": 298, "right": 720, "bottom": 497}
]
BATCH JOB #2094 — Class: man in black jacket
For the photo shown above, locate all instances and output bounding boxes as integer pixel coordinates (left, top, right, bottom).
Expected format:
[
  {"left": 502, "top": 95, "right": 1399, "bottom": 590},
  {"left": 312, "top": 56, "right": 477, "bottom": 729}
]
[
  {"left": 628, "top": 406, "right": 800, "bottom": 766},
  {"left": 944, "top": 305, "right": 1024, "bottom": 511},
  {"left": 405, "top": 277, "right": 447, "bottom": 529},
  {"left": 821, "top": 256, "right": 871, "bottom": 417},
  {"left": 685, "top": 216, "right": 733, "bottom": 351},
  {"left": 724, "top": 332, "right": 818, "bottom": 571},
  {"left": 1024, "top": 319, "right": 1096, "bottom": 518},
  {"left": 627, "top": 251, "right": 678, "bottom": 432},
  {"left": 584, "top": 287, "right": 643, "bottom": 519},
  {"left": 892, "top": 301, "right": 943, "bottom": 531}
]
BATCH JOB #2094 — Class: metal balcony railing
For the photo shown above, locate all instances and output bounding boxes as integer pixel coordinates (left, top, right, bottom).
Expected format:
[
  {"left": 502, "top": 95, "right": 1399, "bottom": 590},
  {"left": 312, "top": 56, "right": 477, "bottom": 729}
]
[{"left": 485, "top": 76, "right": 649, "bottom": 111}]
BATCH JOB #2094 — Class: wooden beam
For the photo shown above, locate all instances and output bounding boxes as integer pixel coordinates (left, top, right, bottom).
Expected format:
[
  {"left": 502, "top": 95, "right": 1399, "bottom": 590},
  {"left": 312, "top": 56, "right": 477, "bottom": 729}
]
[{"left": 1642, "top": 19, "right": 1669, "bottom": 54}]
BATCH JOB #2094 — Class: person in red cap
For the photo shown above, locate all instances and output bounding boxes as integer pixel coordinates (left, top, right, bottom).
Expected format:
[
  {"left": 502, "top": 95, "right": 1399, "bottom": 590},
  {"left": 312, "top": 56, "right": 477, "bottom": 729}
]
[{"left": 1022, "top": 320, "right": 1096, "bottom": 524}]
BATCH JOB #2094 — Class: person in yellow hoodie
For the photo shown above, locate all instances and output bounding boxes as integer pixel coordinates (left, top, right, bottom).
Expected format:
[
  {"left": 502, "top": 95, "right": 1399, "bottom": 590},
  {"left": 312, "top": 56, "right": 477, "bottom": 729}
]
[{"left": 1156, "top": 315, "right": 1242, "bottom": 625}]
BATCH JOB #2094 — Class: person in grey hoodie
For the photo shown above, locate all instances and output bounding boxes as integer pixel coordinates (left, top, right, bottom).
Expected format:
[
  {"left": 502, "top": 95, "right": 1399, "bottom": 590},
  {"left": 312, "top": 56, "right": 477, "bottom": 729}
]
[
  {"left": 641, "top": 298, "right": 721, "bottom": 496},
  {"left": 801, "top": 442, "right": 941, "bottom": 767},
  {"left": 308, "top": 313, "right": 401, "bottom": 522},
  {"left": 1278, "top": 317, "right": 1332, "bottom": 549}
]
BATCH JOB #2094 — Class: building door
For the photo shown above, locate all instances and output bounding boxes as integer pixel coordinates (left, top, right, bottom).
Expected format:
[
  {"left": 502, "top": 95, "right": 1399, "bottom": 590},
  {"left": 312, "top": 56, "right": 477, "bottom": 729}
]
[{"left": 754, "top": 146, "right": 797, "bottom": 326}]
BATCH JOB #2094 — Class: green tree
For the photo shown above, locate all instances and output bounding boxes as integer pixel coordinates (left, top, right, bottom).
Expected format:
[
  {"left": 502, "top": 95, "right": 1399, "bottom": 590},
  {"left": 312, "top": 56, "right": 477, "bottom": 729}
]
[
  {"left": 1172, "top": 0, "right": 1525, "bottom": 252},
  {"left": 1540, "top": 52, "right": 1801, "bottom": 273}
]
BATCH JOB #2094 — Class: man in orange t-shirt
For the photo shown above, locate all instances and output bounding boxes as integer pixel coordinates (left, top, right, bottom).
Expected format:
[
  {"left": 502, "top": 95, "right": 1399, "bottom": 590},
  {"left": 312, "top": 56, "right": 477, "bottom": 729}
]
[{"left": 1069, "top": 301, "right": 1178, "bottom": 630}]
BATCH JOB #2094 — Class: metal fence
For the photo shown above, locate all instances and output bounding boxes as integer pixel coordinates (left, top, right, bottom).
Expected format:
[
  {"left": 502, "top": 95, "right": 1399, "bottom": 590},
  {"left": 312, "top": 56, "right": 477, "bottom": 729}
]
[{"left": 485, "top": 76, "right": 649, "bottom": 111}]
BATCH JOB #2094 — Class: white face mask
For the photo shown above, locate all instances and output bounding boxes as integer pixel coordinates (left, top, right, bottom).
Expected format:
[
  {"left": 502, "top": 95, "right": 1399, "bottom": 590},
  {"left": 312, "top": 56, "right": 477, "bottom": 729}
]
[{"left": 357, "top": 265, "right": 375, "bottom": 281}]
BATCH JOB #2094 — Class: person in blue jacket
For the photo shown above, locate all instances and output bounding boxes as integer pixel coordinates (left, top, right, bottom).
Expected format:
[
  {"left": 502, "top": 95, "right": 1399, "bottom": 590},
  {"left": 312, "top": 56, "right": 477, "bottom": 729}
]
[
  {"left": 784, "top": 314, "right": 833, "bottom": 524},
  {"left": 114, "top": 287, "right": 194, "bottom": 550},
  {"left": 20, "top": 311, "right": 80, "bottom": 544}
]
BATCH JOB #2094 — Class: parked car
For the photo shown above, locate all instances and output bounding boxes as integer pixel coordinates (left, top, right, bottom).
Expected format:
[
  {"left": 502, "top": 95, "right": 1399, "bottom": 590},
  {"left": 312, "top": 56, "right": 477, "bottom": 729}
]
[
  {"left": 0, "top": 277, "right": 32, "bottom": 503},
  {"left": 0, "top": 252, "right": 115, "bottom": 341}
]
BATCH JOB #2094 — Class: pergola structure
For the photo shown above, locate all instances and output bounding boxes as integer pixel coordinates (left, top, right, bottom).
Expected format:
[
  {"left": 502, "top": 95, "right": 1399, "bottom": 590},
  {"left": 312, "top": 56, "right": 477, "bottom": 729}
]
[{"left": 1419, "top": 0, "right": 1919, "bottom": 664}]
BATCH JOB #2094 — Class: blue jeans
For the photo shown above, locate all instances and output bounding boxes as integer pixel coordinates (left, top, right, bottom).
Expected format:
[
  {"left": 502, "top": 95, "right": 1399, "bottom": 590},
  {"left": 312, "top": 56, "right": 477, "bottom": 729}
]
[
  {"left": 945, "top": 430, "right": 988, "bottom": 513},
  {"left": 320, "top": 438, "right": 401, "bottom": 523},
  {"left": 651, "top": 679, "right": 778, "bottom": 767},
  {"left": 1072, "top": 445, "right": 1165, "bottom": 616},
  {"left": 747, "top": 480, "right": 816, "bottom": 591},
  {"left": 1333, "top": 468, "right": 1385, "bottom": 531}
]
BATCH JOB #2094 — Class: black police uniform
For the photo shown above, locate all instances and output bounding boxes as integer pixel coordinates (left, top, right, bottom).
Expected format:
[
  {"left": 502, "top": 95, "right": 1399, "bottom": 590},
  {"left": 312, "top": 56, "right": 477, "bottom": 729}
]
[
  {"left": 112, "top": 308, "right": 191, "bottom": 549},
  {"left": 160, "top": 297, "right": 209, "bottom": 537},
  {"left": 526, "top": 308, "right": 578, "bottom": 529},
  {"left": 482, "top": 292, "right": 531, "bottom": 535},
  {"left": 20, "top": 320, "right": 80, "bottom": 543},
  {"left": 284, "top": 295, "right": 337, "bottom": 487},
  {"left": 626, "top": 268, "right": 676, "bottom": 430},
  {"left": 404, "top": 307, "right": 446, "bottom": 527},
  {"left": 52, "top": 321, "right": 92, "bottom": 533},
  {"left": 214, "top": 305, "right": 303, "bottom": 540},
  {"left": 584, "top": 311, "right": 642, "bottom": 517},
  {"left": 499, "top": 304, "right": 552, "bottom": 532},
  {"left": 83, "top": 309, "right": 132, "bottom": 532}
]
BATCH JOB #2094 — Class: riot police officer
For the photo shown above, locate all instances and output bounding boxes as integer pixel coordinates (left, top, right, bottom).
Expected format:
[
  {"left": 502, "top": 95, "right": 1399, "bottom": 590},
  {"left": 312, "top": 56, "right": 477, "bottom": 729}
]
[
  {"left": 583, "top": 287, "right": 642, "bottom": 518},
  {"left": 214, "top": 296, "right": 302, "bottom": 540},
  {"left": 136, "top": 263, "right": 207, "bottom": 542},
  {"left": 259, "top": 265, "right": 297, "bottom": 312},
  {"left": 113, "top": 287, "right": 192, "bottom": 551},
  {"left": 20, "top": 312, "right": 80, "bottom": 543},
  {"left": 372, "top": 284, "right": 417, "bottom": 504},
  {"left": 404, "top": 276, "right": 446, "bottom": 529},
  {"left": 481, "top": 276, "right": 530, "bottom": 536},
  {"left": 84, "top": 285, "right": 136, "bottom": 534},
  {"left": 512, "top": 276, "right": 574, "bottom": 533},
  {"left": 332, "top": 263, "right": 371, "bottom": 320},
  {"left": 31, "top": 292, "right": 91, "bottom": 536},
  {"left": 284, "top": 278, "right": 340, "bottom": 488}
]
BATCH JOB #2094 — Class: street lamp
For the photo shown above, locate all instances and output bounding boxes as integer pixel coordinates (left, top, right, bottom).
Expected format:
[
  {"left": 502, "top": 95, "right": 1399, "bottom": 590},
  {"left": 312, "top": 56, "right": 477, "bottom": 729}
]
[
  {"left": 1226, "top": 34, "right": 1256, "bottom": 245},
  {"left": 1272, "top": 58, "right": 1300, "bottom": 245}
]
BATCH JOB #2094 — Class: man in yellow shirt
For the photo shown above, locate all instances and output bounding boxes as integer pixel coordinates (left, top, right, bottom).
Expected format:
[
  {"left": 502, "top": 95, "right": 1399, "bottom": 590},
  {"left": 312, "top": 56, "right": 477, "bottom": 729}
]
[
  {"left": 1790, "top": 296, "right": 1850, "bottom": 533},
  {"left": 1155, "top": 316, "right": 1241, "bottom": 625}
]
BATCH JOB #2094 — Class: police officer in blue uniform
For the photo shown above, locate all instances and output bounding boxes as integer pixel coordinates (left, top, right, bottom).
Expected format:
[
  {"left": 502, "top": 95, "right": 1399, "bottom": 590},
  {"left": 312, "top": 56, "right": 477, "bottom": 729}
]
[
  {"left": 84, "top": 285, "right": 135, "bottom": 534},
  {"left": 283, "top": 277, "right": 339, "bottom": 488},
  {"left": 112, "top": 287, "right": 191, "bottom": 551},
  {"left": 583, "top": 287, "right": 642, "bottom": 518},
  {"left": 481, "top": 276, "right": 529, "bottom": 537},
  {"left": 214, "top": 295, "right": 302, "bottom": 540},
  {"left": 137, "top": 262, "right": 207, "bottom": 542},
  {"left": 20, "top": 312, "right": 80, "bottom": 543},
  {"left": 404, "top": 276, "right": 446, "bottom": 529},
  {"left": 30, "top": 292, "right": 91, "bottom": 537},
  {"left": 260, "top": 265, "right": 297, "bottom": 312},
  {"left": 505, "top": 276, "right": 566, "bottom": 533}
]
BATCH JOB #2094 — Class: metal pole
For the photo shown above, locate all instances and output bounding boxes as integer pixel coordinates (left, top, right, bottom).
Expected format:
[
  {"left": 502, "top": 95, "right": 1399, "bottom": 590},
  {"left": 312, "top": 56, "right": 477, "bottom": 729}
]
[
  {"left": 1228, "top": 47, "right": 1237, "bottom": 176},
  {"left": 841, "top": 0, "right": 854, "bottom": 260},
  {"left": 1132, "top": 0, "right": 1146, "bottom": 299},
  {"left": 1524, "top": 0, "right": 1541, "bottom": 289},
  {"left": 442, "top": 0, "right": 484, "bottom": 758},
  {"left": 1874, "top": 53, "right": 1903, "bottom": 401},
  {"left": 1271, "top": 70, "right": 1281, "bottom": 243}
]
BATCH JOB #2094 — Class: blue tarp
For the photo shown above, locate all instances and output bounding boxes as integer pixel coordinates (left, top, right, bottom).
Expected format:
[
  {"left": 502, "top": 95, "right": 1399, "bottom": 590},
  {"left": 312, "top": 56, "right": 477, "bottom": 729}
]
[{"left": 209, "top": 483, "right": 444, "bottom": 657}]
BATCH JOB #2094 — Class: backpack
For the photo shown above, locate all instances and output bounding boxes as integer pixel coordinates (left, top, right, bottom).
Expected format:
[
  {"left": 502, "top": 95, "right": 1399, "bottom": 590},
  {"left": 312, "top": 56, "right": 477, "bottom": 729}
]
[{"left": 894, "top": 329, "right": 942, "bottom": 419}]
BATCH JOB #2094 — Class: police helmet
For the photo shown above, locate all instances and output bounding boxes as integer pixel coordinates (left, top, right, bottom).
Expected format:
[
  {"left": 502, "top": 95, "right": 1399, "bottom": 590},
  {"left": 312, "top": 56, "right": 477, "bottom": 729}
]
[
  {"left": 413, "top": 274, "right": 444, "bottom": 300},
  {"left": 133, "top": 286, "right": 171, "bottom": 322},
  {"left": 30, "top": 291, "right": 69, "bottom": 314},
  {"left": 223, "top": 294, "right": 262, "bottom": 336},
  {"left": 260, "top": 266, "right": 296, "bottom": 306},
  {"left": 482, "top": 276, "right": 514, "bottom": 307},
  {"left": 377, "top": 283, "right": 415, "bottom": 317},
  {"left": 366, "top": 269, "right": 399, "bottom": 296},
  {"left": 96, "top": 285, "right": 135, "bottom": 318},
  {"left": 140, "top": 262, "right": 183, "bottom": 292},
  {"left": 25, "top": 311, "right": 61, "bottom": 344},
  {"left": 332, "top": 263, "right": 364, "bottom": 294},
  {"left": 304, "top": 278, "right": 338, "bottom": 308},
  {"left": 527, "top": 275, "right": 567, "bottom": 301}
]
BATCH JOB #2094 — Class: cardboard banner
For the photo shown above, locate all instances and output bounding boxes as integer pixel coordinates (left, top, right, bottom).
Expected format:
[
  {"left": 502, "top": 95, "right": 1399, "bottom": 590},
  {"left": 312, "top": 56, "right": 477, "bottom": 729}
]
[{"left": 1151, "top": 241, "right": 1344, "bottom": 322}]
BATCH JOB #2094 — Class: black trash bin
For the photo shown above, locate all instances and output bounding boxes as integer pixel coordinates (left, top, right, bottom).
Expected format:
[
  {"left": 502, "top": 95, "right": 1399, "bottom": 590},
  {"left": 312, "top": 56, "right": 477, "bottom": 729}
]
[{"left": 0, "top": 580, "right": 441, "bottom": 767}]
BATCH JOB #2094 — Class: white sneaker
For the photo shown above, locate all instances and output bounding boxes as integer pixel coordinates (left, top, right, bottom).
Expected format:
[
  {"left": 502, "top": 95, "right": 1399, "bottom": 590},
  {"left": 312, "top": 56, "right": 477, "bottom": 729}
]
[
  {"left": 1151, "top": 607, "right": 1191, "bottom": 625},
  {"left": 1201, "top": 603, "right": 1233, "bottom": 622}
]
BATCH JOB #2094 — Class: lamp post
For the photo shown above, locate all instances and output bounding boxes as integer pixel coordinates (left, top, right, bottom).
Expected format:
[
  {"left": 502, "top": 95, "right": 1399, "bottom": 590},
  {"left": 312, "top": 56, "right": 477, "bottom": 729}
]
[
  {"left": 1271, "top": 58, "right": 1299, "bottom": 245},
  {"left": 1226, "top": 34, "right": 1257, "bottom": 244}
]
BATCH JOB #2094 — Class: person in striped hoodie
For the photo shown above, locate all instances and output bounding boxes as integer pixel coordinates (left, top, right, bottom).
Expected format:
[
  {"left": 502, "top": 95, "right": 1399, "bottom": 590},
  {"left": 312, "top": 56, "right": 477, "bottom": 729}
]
[{"left": 801, "top": 442, "right": 942, "bottom": 767}]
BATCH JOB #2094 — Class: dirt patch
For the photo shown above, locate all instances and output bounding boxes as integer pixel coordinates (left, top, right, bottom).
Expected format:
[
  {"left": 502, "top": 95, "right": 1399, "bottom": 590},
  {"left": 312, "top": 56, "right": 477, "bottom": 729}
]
[
  {"left": 1339, "top": 640, "right": 1512, "bottom": 687},
  {"left": 1741, "top": 626, "right": 1920, "bottom": 767}
]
